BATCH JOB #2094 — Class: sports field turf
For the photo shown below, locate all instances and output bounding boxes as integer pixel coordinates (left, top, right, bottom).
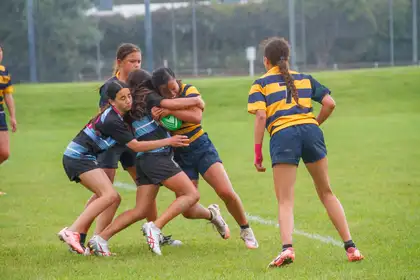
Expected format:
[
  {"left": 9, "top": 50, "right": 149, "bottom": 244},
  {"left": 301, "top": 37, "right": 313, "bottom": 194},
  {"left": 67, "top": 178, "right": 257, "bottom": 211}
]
[{"left": 1, "top": 67, "right": 419, "bottom": 279}]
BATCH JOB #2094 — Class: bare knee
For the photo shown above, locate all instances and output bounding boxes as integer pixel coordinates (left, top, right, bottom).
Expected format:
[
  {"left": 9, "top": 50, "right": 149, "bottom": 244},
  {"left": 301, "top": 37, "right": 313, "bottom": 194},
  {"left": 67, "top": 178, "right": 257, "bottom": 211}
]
[
  {"left": 113, "top": 192, "right": 122, "bottom": 206},
  {"left": 216, "top": 188, "right": 237, "bottom": 203},
  {"left": 317, "top": 186, "right": 334, "bottom": 202},
  {"left": 103, "top": 191, "right": 120, "bottom": 205},
  {"left": 189, "top": 189, "right": 200, "bottom": 205}
]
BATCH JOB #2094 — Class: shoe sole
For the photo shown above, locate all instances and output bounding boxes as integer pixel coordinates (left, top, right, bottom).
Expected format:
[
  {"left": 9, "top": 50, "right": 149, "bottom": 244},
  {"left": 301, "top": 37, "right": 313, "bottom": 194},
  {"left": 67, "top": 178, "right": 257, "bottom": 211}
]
[
  {"left": 244, "top": 243, "right": 259, "bottom": 249},
  {"left": 88, "top": 242, "right": 112, "bottom": 257},
  {"left": 348, "top": 256, "right": 364, "bottom": 262},
  {"left": 268, "top": 256, "right": 295, "bottom": 268}
]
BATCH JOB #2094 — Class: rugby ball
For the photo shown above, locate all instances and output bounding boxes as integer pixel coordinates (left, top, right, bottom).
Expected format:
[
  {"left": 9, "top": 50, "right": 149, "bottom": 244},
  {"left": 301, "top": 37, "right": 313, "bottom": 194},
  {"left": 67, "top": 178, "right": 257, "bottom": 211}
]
[{"left": 161, "top": 115, "right": 182, "bottom": 131}]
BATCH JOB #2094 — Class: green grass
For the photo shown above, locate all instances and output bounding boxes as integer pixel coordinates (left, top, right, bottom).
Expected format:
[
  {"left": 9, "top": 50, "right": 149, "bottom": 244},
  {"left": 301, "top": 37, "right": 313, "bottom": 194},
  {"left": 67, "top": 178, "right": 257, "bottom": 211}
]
[{"left": 1, "top": 67, "right": 420, "bottom": 279}]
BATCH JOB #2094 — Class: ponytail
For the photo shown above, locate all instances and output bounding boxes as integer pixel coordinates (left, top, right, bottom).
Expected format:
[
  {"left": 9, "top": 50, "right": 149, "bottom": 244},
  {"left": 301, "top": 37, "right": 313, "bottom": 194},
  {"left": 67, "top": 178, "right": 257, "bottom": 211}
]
[
  {"left": 88, "top": 104, "right": 111, "bottom": 130},
  {"left": 277, "top": 59, "right": 300, "bottom": 107},
  {"left": 112, "top": 60, "right": 119, "bottom": 76}
]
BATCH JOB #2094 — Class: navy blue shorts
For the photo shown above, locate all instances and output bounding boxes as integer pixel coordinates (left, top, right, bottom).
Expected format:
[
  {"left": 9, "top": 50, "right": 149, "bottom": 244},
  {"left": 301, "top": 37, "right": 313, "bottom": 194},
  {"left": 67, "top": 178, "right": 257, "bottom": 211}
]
[
  {"left": 270, "top": 124, "right": 327, "bottom": 166},
  {"left": 97, "top": 144, "right": 136, "bottom": 170},
  {"left": 63, "top": 155, "right": 99, "bottom": 183},
  {"left": 0, "top": 111, "right": 7, "bottom": 131},
  {"left": 174, "top": 133, "right": 222, "bottom": 180}
]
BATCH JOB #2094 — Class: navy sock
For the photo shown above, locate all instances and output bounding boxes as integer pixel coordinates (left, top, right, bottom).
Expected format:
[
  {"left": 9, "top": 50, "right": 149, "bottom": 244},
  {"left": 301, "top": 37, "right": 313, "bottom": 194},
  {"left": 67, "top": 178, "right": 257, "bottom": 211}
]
[
  {"left": 344, "top": 240, "right": 356, "bottom": 250},
  {"left": 80, "top": 233, "right": 87, "bottom": 247},
  {"left": 240, "top": 224, "right": 250, "bottom": 230},
  {"left": 282, "top": 244, "right": 293, "bottom": 251}
]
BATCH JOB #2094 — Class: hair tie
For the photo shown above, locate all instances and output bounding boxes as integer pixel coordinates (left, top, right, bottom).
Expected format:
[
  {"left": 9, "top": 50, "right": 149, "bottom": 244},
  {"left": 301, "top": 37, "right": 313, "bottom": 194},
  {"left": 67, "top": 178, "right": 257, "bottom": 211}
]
[{"left": 280, "top": 56, "right": 286, "bottom": 61}]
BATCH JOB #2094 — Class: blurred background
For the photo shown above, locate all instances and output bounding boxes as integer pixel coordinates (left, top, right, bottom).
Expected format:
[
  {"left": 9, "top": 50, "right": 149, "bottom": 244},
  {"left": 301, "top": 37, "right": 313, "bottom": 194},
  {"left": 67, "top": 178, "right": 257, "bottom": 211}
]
[{"left": 0, "top": 0, "right": 418, "bottom": 83}]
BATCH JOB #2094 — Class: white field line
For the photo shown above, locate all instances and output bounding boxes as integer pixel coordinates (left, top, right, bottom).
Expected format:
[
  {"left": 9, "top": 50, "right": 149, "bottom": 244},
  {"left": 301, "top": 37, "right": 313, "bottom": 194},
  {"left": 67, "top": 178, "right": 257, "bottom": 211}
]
[
  {"left": 114, "top": 181, "right": 342, "bottom": 247},
  {"left": 245, "top": 214, "right": 342, "bottom": 247}
]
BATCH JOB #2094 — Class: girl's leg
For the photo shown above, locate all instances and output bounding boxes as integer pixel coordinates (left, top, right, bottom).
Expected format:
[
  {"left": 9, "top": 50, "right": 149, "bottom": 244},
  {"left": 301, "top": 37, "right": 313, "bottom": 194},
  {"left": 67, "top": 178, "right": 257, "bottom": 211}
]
[
  {"left": 268, "top": 164, "right": 297, "bottom": 267},
  {"left": 58, "top": 169, "right": 119, "bottom": 253},
  {"left": 305, "top": 157, "right": 351, "bottom": 242},
  {"left": 126, "top": 166, "right": 158, "bottom": 222},
  {"left": 99, "top": 184, "right": 159, "bottom": 241},
  {"left": 202, "top": 162, "right": 258, "bottom": 247},
  {"left": 87, "top": 184, "right": 159, "bottom": 256},
  {"left": 202, "top": 163, "right": 248, "bottom": 226},
  {"left": 305, "top": 157, "right": 364, "bottom": 261},
  {"left": 142, "top": 172, "right": 199, "bottom": 255}
]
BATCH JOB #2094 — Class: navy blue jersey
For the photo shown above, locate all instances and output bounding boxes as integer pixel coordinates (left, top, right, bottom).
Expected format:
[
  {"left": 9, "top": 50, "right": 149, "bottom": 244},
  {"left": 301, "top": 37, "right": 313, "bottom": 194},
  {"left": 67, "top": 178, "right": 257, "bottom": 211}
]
[
  {"left": 132, "top": 92, "right": 171, "bottom": 157},
  {"left": 64, "top": 107, "right": 135, "bottom": 160}
]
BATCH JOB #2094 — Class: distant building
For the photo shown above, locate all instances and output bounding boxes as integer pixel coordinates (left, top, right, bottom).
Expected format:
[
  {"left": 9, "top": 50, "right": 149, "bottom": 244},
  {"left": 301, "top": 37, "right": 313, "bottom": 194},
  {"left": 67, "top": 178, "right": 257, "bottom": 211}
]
[{"left": 86, "top": 0, "right": 260, "bottom": 18}]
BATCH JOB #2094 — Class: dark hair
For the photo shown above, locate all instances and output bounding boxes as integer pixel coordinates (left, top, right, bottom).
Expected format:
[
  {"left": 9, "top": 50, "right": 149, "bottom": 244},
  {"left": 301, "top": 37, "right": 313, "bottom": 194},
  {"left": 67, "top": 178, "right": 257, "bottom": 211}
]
[
  {"left": 151, "top": 67, "right": 176, "bottom": 88},
  {"left": 151, "top": 67, "right": 182, "bottom": 97},
  {"left": 127, "top": 69, "right": 155, "bottom": 119},
  {"left": 106, "top": 80, "right": 129, "bottom": 100},
  {"left": 89, "top": 80, "right": 128, "bottom": 128},
  {"left": 263, "top": 37, "right": 300, "bottom": 106},
  {"left": 113, "top": 43, "right": 141, "bottom": 75}
]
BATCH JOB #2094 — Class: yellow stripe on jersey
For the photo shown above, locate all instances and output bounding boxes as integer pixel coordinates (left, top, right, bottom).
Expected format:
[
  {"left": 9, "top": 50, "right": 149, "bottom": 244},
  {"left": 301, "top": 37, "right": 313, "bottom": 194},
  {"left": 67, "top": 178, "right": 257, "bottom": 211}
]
[
  {"left": 247, "top": 66, "right": 331, "bottom": 136},
  {"left": 0, "top": 65, "right": 14, "bottom": 107},
  {"left": 171, "top": 83, "right": 204, "bottom": 142}
]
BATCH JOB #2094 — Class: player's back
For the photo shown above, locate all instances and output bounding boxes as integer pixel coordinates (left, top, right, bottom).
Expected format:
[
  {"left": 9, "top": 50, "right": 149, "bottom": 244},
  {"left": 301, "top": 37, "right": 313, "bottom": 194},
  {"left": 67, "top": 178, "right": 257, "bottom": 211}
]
[{"left": 249, "top": 67, "right": 319, "bottom": 136}]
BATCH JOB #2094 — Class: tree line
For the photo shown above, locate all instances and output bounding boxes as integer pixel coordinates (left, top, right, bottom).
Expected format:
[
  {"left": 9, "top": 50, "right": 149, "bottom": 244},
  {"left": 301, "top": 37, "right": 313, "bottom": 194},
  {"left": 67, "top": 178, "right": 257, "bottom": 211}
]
[{"left": 0, "top": 0, "right": 418, "bottom": 82}]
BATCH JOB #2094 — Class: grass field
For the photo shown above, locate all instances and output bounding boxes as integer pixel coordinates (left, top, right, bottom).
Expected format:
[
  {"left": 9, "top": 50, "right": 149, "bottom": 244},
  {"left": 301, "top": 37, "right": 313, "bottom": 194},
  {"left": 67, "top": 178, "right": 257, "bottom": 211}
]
[{"left": 1, "top": 67, "right": 420, "bottom": 279}]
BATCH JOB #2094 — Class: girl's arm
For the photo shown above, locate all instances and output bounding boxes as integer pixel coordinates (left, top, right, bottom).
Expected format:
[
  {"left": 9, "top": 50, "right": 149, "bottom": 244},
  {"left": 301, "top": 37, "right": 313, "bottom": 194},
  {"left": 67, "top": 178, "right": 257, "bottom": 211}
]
[
  {"left": 160, "top": 96, "right": 204, "bottom": 111},
  {"left": 4, "top": 94, "right": 16, "bottom": 132},
  {"left": 316, "top": 95, "right": 336, "bottom": 126},
  {"left": 254, "top": 109, "right": 266, "bottom": 172},
  {"left": 126, "top": 135, "right": 189, "bottom": 152},
  {"left": 152, "top": 107, "right": 202, "bottom": 124}
]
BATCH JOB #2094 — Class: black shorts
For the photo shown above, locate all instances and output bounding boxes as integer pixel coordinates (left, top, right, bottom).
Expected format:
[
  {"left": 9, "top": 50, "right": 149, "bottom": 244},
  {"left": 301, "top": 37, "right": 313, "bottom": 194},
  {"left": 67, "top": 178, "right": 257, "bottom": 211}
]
[
  {"left": 97, "top": 144, "right": 136, "bottom": 170},
  {"left": 63, "top": 155, "right": 99, "bottom": 183},
  {"left": 136, "top": 151, "right": 182, "bottom": 186},
  {"left": 0, "top": 111, "right": 7, "bottom": 131}
]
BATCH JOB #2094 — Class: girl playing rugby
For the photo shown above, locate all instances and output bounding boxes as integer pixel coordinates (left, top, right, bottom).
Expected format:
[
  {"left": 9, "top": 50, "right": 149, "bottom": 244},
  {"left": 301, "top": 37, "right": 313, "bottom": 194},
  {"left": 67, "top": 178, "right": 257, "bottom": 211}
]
[{"left": 248, "top": 37, "right": 364, "bottom": 267}]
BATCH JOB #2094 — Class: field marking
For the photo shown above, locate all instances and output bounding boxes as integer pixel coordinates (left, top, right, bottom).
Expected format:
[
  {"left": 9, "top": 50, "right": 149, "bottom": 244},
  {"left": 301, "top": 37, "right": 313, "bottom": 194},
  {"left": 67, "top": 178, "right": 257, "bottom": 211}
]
[
  {"left": 114, "top": 181, "right": 342, "bottom": 247},
  {"left": 245, "top": 214, "right": 342, "bottom": 247},
  {"left": 113, "top": 181, "right": 137, "bottom": 190}
]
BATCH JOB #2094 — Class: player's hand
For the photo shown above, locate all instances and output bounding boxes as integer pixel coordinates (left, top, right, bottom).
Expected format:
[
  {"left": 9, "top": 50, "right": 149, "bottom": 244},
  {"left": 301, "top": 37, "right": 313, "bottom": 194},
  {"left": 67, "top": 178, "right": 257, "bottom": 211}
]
[
  {"left": 254, "top": 158, "right": 266, "bottom": 172},
  {"left": 168, "top": 135, "right": 189, "bottom": 147},
  {"left": 152, "top": 107, "right": 171, "bottom": 121},
  {"left": 10, "top": 118, "right": 17, "bottom": 133},
  {"left": 254, "top": 144, "right": 266, "bottom": 172},
  {"left": 151, "top": 107, "right": 163, "bottom": 121},
  {"left": 160, "top": 108, "right": 171, "bottom": 118},
  {"left": 194, "top": 97, "right": 205, "bottom": 110}
]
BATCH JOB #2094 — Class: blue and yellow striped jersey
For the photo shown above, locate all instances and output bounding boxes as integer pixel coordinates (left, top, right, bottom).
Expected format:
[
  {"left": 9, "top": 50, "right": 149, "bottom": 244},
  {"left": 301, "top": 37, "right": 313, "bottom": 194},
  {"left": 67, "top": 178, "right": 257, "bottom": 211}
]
[
  {"left": 0, "top": 65, "right": 14, "bottom": 111},
  {"left": 247, "top": 66, "right": 331, "bottom": 136},
  {"left": 171, "top": 84, "right": 204, "bottom": 143}
]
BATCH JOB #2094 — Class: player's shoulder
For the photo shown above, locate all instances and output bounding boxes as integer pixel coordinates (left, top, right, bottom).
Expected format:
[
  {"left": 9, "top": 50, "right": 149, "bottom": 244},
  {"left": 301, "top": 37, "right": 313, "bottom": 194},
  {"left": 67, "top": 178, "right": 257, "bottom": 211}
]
[
  {"left": 290, "top": 70, "right": 312, "bottom": 81},
  {"left": 0, "top": 65, "right": 8, "bottom": 74},
  {"left": 100, "top": 76, "right": 119, "bottom": 91},
  {"left": 181, "top": 83, "right": 199, "bottom": 97},
  {"left": 99, "top": 106, "right": 120, "bottom": 124}
]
